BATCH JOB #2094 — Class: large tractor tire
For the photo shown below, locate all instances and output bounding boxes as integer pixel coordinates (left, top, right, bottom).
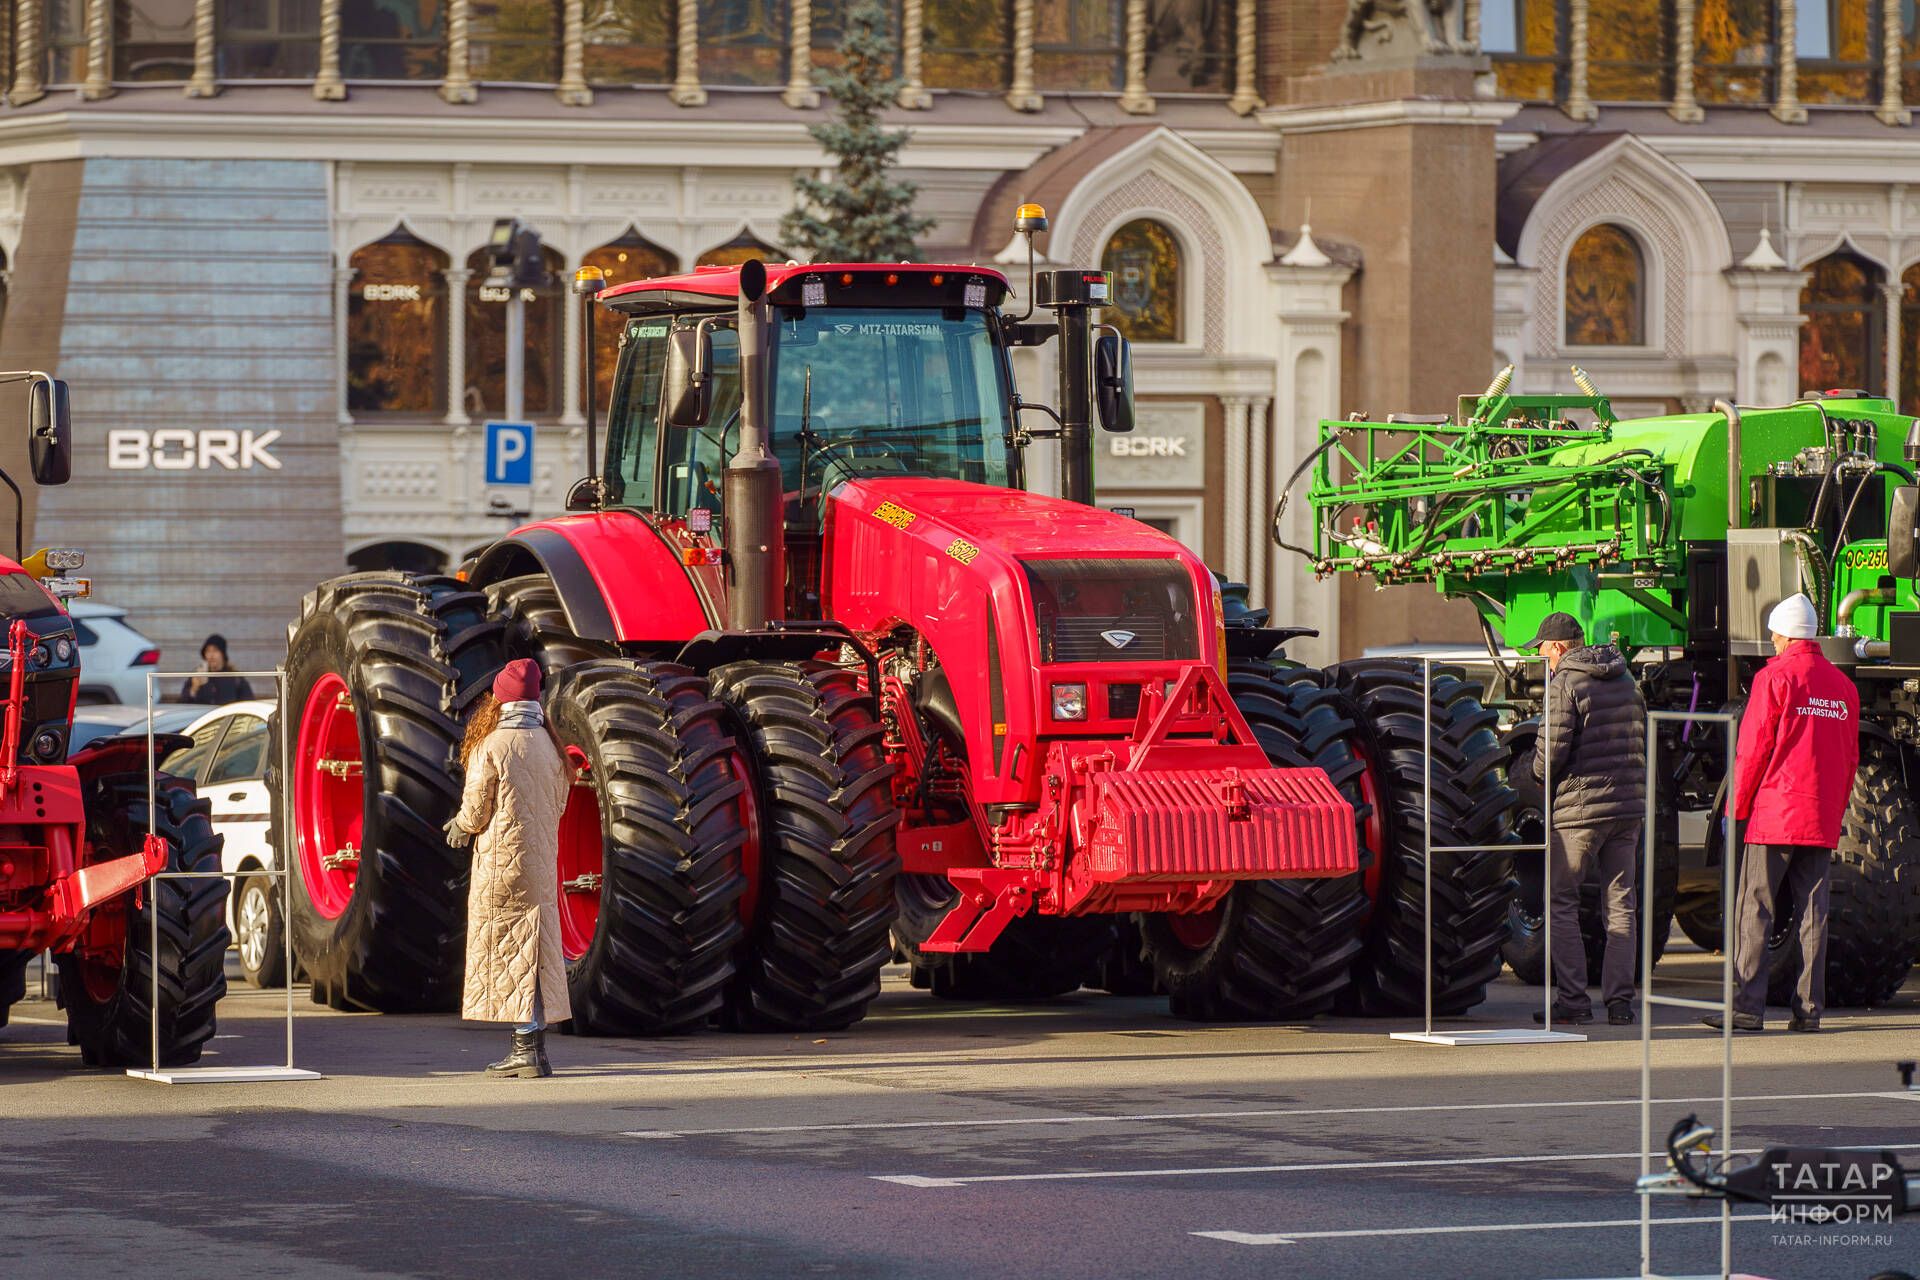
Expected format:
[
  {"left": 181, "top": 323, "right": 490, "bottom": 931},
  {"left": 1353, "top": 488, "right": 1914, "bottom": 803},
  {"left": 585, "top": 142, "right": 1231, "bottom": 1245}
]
[
  {"left": 0, "top": 949, "right": 29, "bottom": 1028},
  {"left": 56, "top": 774, "right": 228, "bottom": 1067},
  {"left": 896, "top": 878, "right": 1113, "bottom": 1001},
  {"left": 544, "top": 660, "right": 752, "bottom": 1034},
  {"left": 1500, "top": 722, "right": 1678, "bottom": 986},
  {"left": 1139, "top": 659, "right": 1370, "bottom": 1021},
  {"left": 486, "top": 573, "right": 618, "bottom": 681},
  {"left": 275, "top": 572, "right": 504, "bottom": 1012},
  {"left": 709, "top": 660, "right": 901, "bottom": 1032},
  {"left": 1330, "top": 660, "right": 1517, "bottom": 1016}
]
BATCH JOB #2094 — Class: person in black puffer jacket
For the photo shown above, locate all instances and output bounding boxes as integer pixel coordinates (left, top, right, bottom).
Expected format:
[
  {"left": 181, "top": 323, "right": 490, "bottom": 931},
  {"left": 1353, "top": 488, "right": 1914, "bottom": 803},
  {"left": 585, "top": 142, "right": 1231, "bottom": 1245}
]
[{"left": 1525, "top": 612, "right": 1647, "bottom": 1026}]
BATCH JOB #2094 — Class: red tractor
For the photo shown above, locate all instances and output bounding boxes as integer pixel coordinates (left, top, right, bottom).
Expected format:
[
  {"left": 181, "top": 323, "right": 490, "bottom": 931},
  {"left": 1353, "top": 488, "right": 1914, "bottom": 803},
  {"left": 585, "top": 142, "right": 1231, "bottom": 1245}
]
[
  {"left": 277, "top": 213, "right": 1516, "bottom": 1031},
  {"left": 0, "top": 374, "right": 229, "bottom": 1065}
]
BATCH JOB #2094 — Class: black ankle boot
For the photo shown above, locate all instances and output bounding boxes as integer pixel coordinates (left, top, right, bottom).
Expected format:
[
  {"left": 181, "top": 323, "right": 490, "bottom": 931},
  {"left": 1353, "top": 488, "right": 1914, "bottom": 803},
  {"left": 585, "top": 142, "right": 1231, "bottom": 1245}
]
[
  {"left": 532, "top": 1028, "right": 553, "bottom": 1078},
  {"left": 487, "top": 1029, "right": 542, "bottom": 1078}
]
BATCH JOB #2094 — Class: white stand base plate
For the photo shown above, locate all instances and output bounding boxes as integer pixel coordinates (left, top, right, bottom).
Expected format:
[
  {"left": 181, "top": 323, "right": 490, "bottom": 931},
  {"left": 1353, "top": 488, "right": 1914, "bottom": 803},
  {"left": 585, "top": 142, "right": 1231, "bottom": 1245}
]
[
  {"left": 1390, "top": 1028, "right": 1589, "bottom": 1046},
  {"left": 126, "top": 1065, "right": 323, "bottom": 1084}
]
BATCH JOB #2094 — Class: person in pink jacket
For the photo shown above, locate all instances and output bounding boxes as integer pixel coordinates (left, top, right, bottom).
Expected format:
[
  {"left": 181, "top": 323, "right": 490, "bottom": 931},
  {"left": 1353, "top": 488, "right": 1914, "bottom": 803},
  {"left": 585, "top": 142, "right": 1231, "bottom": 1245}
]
[{"left": 1707, "top": 593, "right": 1859, "bottom": 1033}]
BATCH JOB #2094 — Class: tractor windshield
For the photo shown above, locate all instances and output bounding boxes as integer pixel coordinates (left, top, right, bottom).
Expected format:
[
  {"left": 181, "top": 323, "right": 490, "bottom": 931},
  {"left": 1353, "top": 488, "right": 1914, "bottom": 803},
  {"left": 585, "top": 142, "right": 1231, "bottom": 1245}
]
[{"left": 602, "top": 306, "right": 1013, "bottom": 520}]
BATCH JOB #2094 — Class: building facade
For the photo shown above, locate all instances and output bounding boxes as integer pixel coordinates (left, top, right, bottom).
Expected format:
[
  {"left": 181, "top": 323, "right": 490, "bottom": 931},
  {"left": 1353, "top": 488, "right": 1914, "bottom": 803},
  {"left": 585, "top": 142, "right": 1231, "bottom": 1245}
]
[{"left": 0, "top": 1, "right": 1916, "bottom": 670}]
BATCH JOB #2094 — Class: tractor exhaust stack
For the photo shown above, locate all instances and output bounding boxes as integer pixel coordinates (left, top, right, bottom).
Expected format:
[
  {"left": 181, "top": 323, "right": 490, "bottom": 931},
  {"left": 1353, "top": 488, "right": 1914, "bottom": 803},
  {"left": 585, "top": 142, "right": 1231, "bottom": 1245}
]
[{"left": 726, "top": 259, "right": 786, "bottom": 629}]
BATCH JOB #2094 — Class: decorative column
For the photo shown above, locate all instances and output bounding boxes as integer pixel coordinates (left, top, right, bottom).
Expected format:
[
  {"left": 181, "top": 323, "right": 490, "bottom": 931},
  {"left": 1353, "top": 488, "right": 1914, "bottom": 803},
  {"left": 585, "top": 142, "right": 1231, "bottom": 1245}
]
[
  {"left": 1772, "top": 0, "right": 1806, "bottom": 123},
  {"left": 314, "top": 0, "right": 345, "bottom": 99},
  {"left": 81, "top": 0, "right": 112, "bottom": 100},
  {"left": 1561, "top": 0, "right": 1596, "bottom": 119},
  {"left": 1222, "top": 396, "right": 1250, "bottom": 584},
  {"left": 1118, "top": 0, "right": 1153, "bottom": 113},
  {"left": 1228, "top": 0, "right": 1261, "bottom": 115},
  {"left": 1669, "top": 0, "right": 1703, "bottom": 122},
  {"left": 1006, "top": 0, "right": 1039, "bottom": 111},
  {"left": 335, "top": 265, "right": 357, "bottom": 427},
  {"left": 670, "top": 0, "right": 704, "bottom": 106},
  {"left": 11, "top": 0, "right": 44, "bottom": 105},
  {"left": 782, "top": 0, "right": 818, "bottom": 107},
  {"left": 561, "top": 258, "right": 585, "bottom": 427},
  {"left": 1464, "top": 0, "right": 1480, "bottom": 47},
  {"left": 1880, "top": 0, "right": 1910, "bottom": 126},
  {"left": 440, "top": 0, "right": 476, "bottom": 102},
  {"left": 898, "top": 0, "right": 930, "bottom": 108},
  {"left": 444, "top": 268, "right": 473, "bottom": 426},
  {"left": 558, "top": 0, "right": 590, "bottom": 104},
  {"left": 1884, "top": 281, "right": 1903, "bottom": 404},
  {"left": 186, "top": 0, "right": 218, "bottom": 96},
  {"left": 1246, "top": 395, "right": 1272, "bottom": 604}
]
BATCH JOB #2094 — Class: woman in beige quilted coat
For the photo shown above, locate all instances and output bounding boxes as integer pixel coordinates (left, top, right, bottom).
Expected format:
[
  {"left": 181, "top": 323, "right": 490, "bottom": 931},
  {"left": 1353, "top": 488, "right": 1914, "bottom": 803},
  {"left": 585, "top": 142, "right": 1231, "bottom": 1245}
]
[{"left": 446, "top": 658, "right": 571, "bottom": 1078}]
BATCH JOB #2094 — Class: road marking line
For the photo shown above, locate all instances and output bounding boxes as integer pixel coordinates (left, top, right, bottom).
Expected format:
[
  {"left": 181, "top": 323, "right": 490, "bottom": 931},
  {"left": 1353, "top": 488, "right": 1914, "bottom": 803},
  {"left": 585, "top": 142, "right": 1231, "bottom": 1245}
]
[
  {"left": 1193, "top": 1214, "right": 1773, "bottom": 1246},
  {"left": 620, "top": 1089, "right": 1908, "bottom": 1139},
  {"left": 869, "top": 1142, "right": 1920, "bottom": 1188}
]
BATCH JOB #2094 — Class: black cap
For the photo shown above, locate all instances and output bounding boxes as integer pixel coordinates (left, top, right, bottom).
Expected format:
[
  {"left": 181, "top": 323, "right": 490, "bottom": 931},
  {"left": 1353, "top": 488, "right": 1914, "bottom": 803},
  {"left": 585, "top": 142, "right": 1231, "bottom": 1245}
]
[
  {"left": 1522, "top": 612, "right": 1584, "bottom": 649},
  {"left": 202, "top": 633, "right": 229, "bottom": 656}
]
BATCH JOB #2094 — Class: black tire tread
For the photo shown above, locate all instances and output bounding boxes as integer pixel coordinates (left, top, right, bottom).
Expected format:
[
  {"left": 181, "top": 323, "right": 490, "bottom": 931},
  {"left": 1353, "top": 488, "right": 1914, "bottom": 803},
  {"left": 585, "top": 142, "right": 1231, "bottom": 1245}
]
[{"left": 710, "top": 660, "right": 901, "bottom": 1032}]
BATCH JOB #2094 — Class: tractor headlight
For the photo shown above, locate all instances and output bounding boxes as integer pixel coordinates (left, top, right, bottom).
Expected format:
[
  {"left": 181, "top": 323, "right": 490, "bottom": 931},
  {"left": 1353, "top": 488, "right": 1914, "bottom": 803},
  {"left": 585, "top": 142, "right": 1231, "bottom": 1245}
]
[
  {"left": 29, "top": 643, "right": 49, "bottom": 670},
  {"left": 53, "top": 636, "right": 73, "bottom": 663},
  {"left": 1050, "top": 682, "right": 1087, "bottom": 721},
  {"left": 31, "top": 727, "right": 63, "bottom": 760}
]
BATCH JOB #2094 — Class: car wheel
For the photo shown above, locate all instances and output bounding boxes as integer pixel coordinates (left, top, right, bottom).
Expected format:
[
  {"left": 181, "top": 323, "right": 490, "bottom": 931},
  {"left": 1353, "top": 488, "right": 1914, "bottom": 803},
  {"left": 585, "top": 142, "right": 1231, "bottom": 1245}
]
[{"left": 236, "top": 874, "right": 287, "bottom": 989}]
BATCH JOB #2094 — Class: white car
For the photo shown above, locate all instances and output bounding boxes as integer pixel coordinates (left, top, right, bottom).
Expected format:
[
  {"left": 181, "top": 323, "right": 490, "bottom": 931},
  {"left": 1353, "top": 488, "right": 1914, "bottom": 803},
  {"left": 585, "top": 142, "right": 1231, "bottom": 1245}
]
[
  {"left": 163, "top": 700, "right": 286, "bottom": 987},
  {"left": 69, "top": 601, "right": 163, "bottom": 705}
]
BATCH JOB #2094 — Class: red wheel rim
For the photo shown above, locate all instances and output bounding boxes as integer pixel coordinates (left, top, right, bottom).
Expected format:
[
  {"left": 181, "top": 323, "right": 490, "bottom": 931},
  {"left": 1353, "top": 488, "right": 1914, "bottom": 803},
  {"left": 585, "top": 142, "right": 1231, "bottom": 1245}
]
[
  {"left": 295, "top": 671, "right": 364, "bottom": 920},
  {"left": 1166, "top": 903, "right": 1223, "bottom": 951},
  {"left": 76, "top": 902, "right": 127, "bottom": 1003},
  {"left": 734, "top": 751, "right": 763, "bottom": 927},
  {"left": 1352, "top": 741, "right": 1387, "bottom": 905},
  {"left": 556, "top": 745, "right": 603, "bottom": 961}
]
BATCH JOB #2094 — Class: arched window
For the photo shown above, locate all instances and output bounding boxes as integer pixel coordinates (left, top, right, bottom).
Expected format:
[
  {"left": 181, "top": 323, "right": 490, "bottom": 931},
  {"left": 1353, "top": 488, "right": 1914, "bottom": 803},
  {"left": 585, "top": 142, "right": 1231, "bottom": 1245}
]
[
  {"left": 1563, "top": 224, "right": 1645, "bottom": 347},
  {"left": 697, "top": 230, "right": 783, "bottom": 267},
  {"left": 1694, "top": 0, "right": 1774, "bottom": 104},
  {"left": 1143, "top": 0, "right": 1229, "bottom": 93},
  {"left": 1798, "top": 0, "right": 1874, "bottom": 104},
  {"left": 347, "top": 229, "right": 449, "bottom": 417},
  {"left": 580, "top": 230, "right": 677, "bottom": 413},
  {"left": 926, "top": 0, "right": 1007, "bottom": 89},
  {"left": 469, "top": 0, "right": 560, "bottom": 82},
  {"left": 1035, "top": 0, "right": 1122, "bottom": 90},
  {"left": 339, "top": 0, "right": 445, "bottom": 80},
  {"left": 699, "top": 0, "right": 787, "bottom": 86},
  {"left": 1800, "top": 248, "right": 1884, "bottom": 397},
  {"left": 218, "top": 0, "right": 323, "bottom": 78},
  {"left": 582, "top": 0, "right": 673, "bottom": 84},
  {"left": 1101, "top": 218, "right": 1182, "bottom": 344},
  {"left": 117, "top": 0, "right": 197, "bottom": 80},
  {"left": 464, "top": 243, "right": 565, "bottom": 418}
]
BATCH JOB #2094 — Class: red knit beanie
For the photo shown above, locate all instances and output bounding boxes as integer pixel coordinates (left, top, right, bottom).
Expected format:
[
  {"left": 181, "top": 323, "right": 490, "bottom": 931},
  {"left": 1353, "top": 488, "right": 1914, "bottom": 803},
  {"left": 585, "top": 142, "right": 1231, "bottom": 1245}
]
[{"left": 492, "top": 658, "right": 541, "bottom": 703}]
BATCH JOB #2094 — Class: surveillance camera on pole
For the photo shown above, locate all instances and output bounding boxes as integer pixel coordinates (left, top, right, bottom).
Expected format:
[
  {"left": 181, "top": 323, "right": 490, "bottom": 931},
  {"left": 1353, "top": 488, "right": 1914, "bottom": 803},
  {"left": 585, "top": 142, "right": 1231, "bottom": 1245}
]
[{"left": 484, "top": 217, "right": 549, "bottom": 423}]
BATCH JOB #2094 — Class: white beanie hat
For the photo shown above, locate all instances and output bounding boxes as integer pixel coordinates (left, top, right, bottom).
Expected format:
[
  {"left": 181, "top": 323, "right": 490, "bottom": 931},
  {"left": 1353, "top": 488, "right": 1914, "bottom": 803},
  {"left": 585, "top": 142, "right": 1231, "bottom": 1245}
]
[{"left": 1767, "top": 592, "right": 1818, "bottom": 639}]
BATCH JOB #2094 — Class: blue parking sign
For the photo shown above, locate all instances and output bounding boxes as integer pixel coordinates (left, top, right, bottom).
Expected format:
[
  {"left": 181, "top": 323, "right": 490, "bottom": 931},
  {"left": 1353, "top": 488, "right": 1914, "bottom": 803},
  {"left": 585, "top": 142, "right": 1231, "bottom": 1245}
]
[{"left": 485, "top": 421, "right": 534, "bottom": 487}]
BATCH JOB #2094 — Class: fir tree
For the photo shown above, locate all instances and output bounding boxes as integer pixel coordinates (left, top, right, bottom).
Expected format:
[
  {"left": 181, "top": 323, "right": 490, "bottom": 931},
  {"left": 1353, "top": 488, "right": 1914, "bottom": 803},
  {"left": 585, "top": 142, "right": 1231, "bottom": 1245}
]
[{"left": 781, "top": 0, "right": 934, "bottom": 262}]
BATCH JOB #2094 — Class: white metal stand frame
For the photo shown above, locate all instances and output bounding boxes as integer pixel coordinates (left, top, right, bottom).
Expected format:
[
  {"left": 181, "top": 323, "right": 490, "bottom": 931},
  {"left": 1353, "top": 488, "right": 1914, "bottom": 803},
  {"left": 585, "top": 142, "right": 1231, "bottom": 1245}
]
[
  {"left": 1392, "top": 654, "right": 1587, "bottom": 1045},
  {"left": 126, "top": 668, "right": 320, "bottom": 1084},
  {"left": 1639, "top": 710, "right": 1737, "bottom": 1280}
]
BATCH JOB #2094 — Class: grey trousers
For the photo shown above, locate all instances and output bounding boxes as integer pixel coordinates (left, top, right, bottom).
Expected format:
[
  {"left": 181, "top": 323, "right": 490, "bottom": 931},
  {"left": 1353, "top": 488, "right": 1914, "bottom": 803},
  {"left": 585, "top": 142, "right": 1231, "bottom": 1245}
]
[
  {"left": 1550, "top": 818, "right": 1641, "bottom": 1012},
  {"left": 1732, "top": 842, "right": 1831, "bottom": 1021}
]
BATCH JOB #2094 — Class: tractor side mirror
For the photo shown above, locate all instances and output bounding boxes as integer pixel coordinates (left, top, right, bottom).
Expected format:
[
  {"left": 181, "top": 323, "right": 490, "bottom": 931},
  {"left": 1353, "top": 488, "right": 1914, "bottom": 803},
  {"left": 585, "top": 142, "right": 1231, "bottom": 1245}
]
[
  {"left": 1892, "top": 485, "right": 1920, "bottom": 579},
  {"left": 28, "top": 377, "right": 71, "bottom": 486},
  {"left": 1094, "top": 334, "right": 1135, "bottom": 434},
  {"left": 663, "top": 327, "right": 712, "bottom": 429}
]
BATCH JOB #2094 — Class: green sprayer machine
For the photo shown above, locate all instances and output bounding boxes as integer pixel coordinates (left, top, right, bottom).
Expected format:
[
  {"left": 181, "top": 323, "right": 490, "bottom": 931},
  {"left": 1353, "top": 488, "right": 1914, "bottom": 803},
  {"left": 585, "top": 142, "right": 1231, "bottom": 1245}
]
[{"left": 1282, "top": 369, "right": 1920, "bottom": 1006}]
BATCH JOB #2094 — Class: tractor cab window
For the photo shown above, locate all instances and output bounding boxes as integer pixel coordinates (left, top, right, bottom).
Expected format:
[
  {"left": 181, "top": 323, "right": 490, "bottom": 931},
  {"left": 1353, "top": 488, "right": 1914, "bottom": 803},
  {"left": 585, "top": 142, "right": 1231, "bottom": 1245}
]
[
  {"left": 769, "top": 306, "right": 1011, "bottom": 510},
  {"left": 656, "top": 325, "right": 743, "bottom": 518}
]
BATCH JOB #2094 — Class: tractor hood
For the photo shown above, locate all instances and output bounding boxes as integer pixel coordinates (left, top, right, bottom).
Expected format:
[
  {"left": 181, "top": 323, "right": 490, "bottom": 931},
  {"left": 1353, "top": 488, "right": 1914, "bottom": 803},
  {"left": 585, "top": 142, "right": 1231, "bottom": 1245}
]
[{"left": 823, "top": 477, "right": 1224, "bottom": 807}]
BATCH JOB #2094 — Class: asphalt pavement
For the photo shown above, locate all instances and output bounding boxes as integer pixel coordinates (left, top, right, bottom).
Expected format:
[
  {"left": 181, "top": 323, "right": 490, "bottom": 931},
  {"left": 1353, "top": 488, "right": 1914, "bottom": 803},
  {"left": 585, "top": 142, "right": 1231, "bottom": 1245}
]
[{"left": 3, "top": 942, "right": 1916, "bottom": 1280}]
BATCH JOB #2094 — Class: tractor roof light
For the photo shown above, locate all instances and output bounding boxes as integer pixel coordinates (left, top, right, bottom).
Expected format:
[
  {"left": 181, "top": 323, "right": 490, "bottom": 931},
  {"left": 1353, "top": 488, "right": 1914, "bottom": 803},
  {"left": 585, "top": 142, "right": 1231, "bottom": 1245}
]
[
  {"left": 1014, "top": 203, "right": 1049, "bottom": 235},
  {"left": 572, "top": 264, "right": 607, "bottom": 296}
]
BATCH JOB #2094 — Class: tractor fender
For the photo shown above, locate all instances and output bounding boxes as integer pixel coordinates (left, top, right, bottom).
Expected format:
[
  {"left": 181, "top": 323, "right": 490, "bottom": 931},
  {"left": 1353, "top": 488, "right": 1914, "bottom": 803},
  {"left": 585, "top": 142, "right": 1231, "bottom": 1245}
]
[{"left": 471, "top": 513, "right": 715, "bottom": 644}]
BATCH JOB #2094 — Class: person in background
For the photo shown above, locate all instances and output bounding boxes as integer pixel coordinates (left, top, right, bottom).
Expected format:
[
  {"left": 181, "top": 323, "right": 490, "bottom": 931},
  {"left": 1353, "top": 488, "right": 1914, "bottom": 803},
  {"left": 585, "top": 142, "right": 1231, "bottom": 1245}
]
[
  {"left": 1525, "top": 611, "right": 1648, "bottom": 1027},
  {"left": 445, "top": 659, "right": 571, "bottom": 1078},
  {"left": 1707, "top": 593, "right": 1859, "bottom": 1034},
  {"left": 181, "top": 634, "right": 255, "bottom": 705}
]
